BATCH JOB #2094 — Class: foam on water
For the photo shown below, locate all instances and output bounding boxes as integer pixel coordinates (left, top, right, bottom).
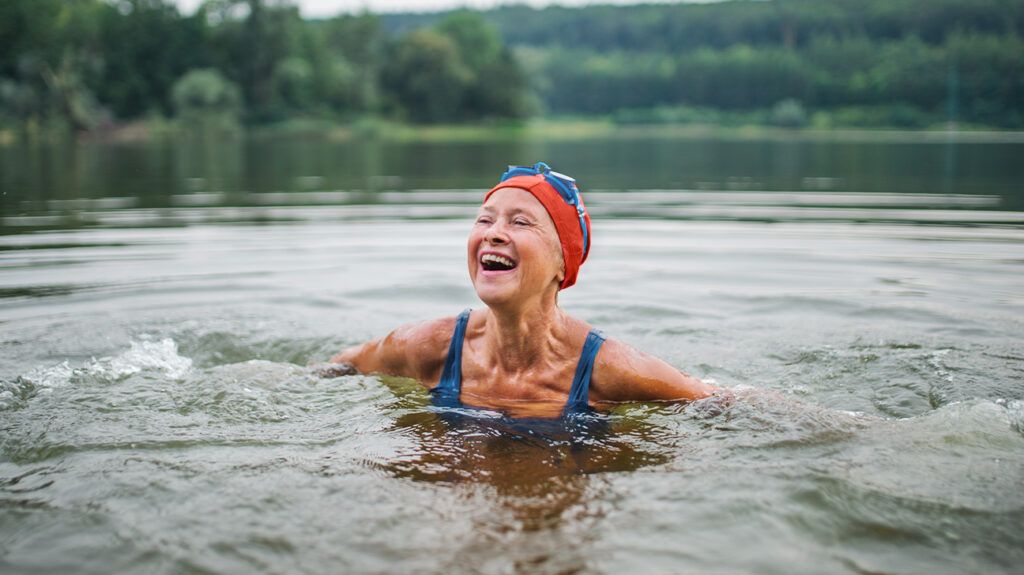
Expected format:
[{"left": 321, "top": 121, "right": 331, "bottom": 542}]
[
  {"left": 1, "top": 339, "right": 191, "bottom": 411},
  {"left": 1, "top": 361, "right": 76, "bottom": 409},
  {"left": 997, "top": 398, "right": 1024, "bottom": 435},
  {"left": 87, "top": 338, "right": 193, "bottom": 381},
  {"left": 31, "top": 338, "right": 190, "bottom": 385}
]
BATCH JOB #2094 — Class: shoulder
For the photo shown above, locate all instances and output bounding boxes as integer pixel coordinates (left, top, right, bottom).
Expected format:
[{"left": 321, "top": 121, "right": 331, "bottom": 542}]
[
  {"left": 333, "top": 315, "right": 460, "bottom": 385},
  {"left": 384, "top": 315, "right": 457, "bottom": 355},
  {"left": 384, "top": 315, "right": 462, "bottom": 384},
  {"left": 590, "top": 336, "right": 718, "bottom": 403}
]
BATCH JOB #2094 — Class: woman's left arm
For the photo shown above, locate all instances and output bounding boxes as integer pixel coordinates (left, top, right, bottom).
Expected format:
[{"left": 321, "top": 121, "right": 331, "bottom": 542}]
[{"left": 591, "top": 338, "right": 724, "bottom": 403}]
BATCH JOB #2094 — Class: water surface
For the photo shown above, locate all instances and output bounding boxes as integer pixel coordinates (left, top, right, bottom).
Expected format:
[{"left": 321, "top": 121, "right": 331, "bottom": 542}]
[{"left": 2, "top": 133, "right": 1023, "bottom": 574}]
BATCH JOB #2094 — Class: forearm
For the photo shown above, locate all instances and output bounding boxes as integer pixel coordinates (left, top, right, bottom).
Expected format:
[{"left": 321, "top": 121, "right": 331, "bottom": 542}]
[
  {"left": 330, "top": 343, "right": 365, "bottom": 366},
  {"left": 327, "top": 332, "right": 415, "bottom": 379},
  {"left": 329, "top": 339, "right": 384, "bottom": 374}
]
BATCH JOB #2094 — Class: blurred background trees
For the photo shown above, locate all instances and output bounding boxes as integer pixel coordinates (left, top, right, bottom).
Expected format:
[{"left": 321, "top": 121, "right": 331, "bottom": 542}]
[
  {"left": 171, "top": 67, "right": 241, "bottom": 131},
  {"left": 1, "top": 0, "right": 1022, "bottom": 132}
]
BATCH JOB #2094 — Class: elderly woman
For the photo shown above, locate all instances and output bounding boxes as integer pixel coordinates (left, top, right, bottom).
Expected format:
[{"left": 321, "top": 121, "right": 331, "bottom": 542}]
[{"left": 331, "top": 162, "right": 721, "bottom": 419}]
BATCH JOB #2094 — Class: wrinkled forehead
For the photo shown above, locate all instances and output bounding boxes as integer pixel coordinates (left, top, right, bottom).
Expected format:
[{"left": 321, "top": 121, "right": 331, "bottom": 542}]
[{"left": 480, "top": 186, "right": 549, "bottom": 218}]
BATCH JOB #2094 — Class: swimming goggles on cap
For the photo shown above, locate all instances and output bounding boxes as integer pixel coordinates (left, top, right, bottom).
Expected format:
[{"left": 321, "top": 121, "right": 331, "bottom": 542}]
[{"left": 499, "top": 162, "right": 590, "bottom": 257}]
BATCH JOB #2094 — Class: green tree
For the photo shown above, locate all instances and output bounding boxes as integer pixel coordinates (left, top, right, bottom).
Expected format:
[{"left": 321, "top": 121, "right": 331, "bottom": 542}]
[
  {"left": 945, "top": 31, "right": 1024, "bottom": 126},
  {"left": 5, "top": 0, "right": 1024, "bottom": 130},
  {"left": 0, "top": 0, "right": 106, "bottom": 131},
  {"left": 95, "top": 0, "right": 208, "bottom": 119},
  {"left": 204, "top": 0, "right": 303, "bottom": 121},
  {"left": 322, "top": 13, "right": 384, "bottom": 113},
  {"left": 272, "top": 57, "right": 315, "bottom": 112},
  {"left": 770, "top": 98, "right": 808, "bottom": 127},
  {"left": 171, "top": 67, "right": 241, "bottom": 124},
  {"left": 434, "top": 11, "right": 530, "bottom": 120},
  {"left": 436, "top": 11, "right": 501, "bottom": 72},
  {"left": 381, "top": 29, "right": 471, "bottom": 122},
  {"left": 471, "top": 49, "right": 532, "bottom": 119}
]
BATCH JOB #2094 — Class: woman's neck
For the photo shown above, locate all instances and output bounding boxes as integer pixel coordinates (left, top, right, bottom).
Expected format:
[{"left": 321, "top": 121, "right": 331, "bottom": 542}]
[{"left": 481, "top": 297, "right": 567, "bottom": 375}]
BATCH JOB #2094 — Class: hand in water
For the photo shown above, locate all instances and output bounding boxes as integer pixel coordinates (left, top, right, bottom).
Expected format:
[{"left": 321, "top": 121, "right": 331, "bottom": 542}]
[
  {"left": 685, "top": 390, "right": 735, "bottom": 418},
  {"left": 310, "top": 362, "right": 357, "bottom": 378}
]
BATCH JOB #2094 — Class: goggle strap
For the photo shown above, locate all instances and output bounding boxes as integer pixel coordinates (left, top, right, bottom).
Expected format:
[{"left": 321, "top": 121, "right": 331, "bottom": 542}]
[
  {"left": 579, "top": 212, "right": 589, "bottom": 257},
  {"left": 501, "top": 166, "right": 538, "bottom": 181}
]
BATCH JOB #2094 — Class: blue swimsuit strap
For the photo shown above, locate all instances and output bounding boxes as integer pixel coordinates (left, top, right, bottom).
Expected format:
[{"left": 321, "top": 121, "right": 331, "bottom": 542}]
[
  {"left": 563, "top": 329, "right": 606, "bottom": 415},
  {"left": 434, "top": 308, "right": 472, "bottom": 400},
  {"left": 432, "top": 308, "right": 606, "bottom": 414}
]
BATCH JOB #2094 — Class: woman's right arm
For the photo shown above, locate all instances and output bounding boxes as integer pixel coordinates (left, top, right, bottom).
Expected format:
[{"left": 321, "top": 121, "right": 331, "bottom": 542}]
[{"left": 328, "top": 317, "right": 454, "bottom": 384}]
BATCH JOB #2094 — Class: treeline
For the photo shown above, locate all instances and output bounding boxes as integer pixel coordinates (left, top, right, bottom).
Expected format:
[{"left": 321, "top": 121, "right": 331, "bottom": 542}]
[
  {"left": 468, "top": 0, "right": 1024, "bottom": 52},
  {"left": 532, "top": 32, "right": 1023, "bottom": 128},
  {"left": 387, "top": 0, "right": 1024, "bottom": 128},
  {"left": 2, "top": 0, "right": 1023, "bottom": 132},
  {"left": 0, "top": 0, "right": 529, "bottom": 132}
]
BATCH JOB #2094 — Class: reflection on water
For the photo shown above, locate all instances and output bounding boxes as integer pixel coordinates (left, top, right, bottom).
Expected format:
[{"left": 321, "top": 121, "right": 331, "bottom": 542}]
[
  {"left": 371, "top": 371, "right": 671, "bottom": 540},
  {"left": 384, "top": 409, "right": 669, "bottom": 527},
  {"left": 3, "top": 133, "right": 1024, "bottom": 234}
]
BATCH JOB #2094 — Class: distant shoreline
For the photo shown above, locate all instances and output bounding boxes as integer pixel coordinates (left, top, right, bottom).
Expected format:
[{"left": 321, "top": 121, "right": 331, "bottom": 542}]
[{"left": 5, "top": 118, "right": 1024, "bottom": 146}]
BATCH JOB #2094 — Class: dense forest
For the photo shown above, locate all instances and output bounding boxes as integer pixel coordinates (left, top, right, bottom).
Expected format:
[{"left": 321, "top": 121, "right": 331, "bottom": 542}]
[
  {"left": 392, "top": 0, "right": 1024, "bottom": 128},
  {"left": 2, "top": 0, "right": 1022, "bottom": 133}
]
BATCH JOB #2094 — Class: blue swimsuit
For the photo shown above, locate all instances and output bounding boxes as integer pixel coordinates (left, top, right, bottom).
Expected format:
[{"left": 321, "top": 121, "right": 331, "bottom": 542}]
[{"left": 430, "top": 309, "right": 606, "bottom": 418}]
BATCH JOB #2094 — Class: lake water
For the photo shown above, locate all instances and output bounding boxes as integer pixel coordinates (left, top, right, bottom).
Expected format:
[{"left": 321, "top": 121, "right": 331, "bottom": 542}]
[{"left": 2, "top": 131, "right": 1023, "bottom": 574}]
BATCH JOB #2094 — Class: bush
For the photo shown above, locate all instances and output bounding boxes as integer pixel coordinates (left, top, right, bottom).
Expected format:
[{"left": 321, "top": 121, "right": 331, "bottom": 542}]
[
  {"left": 770, "top": 99, "right": 808, "bottom": 128},
  {"left": 171, "top": 68, "right": 241, "bottom": 126},
  {"left": 612, "top": 105, "right": 719, "bottom": 125},
  {"left": 827, "top": 105, "right": 933, "bottom": 128}
]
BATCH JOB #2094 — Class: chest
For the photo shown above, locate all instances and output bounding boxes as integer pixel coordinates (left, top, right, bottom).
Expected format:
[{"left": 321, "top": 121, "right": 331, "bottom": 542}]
[{"left": 457, "top": 351, "right": 579, "bottom": 405}]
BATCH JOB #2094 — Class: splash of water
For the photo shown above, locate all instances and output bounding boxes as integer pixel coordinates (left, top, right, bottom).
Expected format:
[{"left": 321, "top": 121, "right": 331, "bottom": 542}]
[
  {"left": 2, "top": 338, "right": 192, "bottom": 410},
  {"left": 85, "top": 338, "right": 193, "bottom": 381}
]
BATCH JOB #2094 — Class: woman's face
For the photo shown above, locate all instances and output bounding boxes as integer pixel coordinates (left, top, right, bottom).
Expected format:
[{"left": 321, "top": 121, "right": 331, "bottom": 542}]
[{"left": 468, "top": 187, "right": 564, "bottom": 307}]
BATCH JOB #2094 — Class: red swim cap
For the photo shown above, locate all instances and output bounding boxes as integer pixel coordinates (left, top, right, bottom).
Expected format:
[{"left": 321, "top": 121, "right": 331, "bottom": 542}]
[{"left": 485, "top": 173, "right": 591, "bottom": 290}]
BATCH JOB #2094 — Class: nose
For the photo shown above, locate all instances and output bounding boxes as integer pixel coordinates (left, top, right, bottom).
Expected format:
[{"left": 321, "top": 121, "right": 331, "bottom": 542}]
[{"left": 485, "top": 220, "right": 509, "bottom": 244}]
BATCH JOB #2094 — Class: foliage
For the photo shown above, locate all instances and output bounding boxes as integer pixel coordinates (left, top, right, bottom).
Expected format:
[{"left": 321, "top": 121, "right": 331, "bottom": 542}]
[
  {"left": 95, "top": 0, "right": 209, "bottom": 119},
  {"left": 381, "top": 29, "right": 471, "bottom": 122},
  {"left": 1, "top": 0, "right": 1022, "bottom": 131},
  {"left": 435, "top": 12, "right": 532, "bottom": 120},
  {"left": 386, "top": 0, "right": 1024, "bottom": 128},
  {"left": 771, "top": 99, "right": 808, "bottom": 128},
  {"left": 817, "top": 105, "right": 934, "bottom": 129},
  {"left": 496, "top": 2, "right": 1024, "bottom": 128},
  {"left": 320, "top": 13, "right": 385, "bottom": 114},
  {"left": 0, "top": 0, "right": 106, "bottom": 131},
  {"left": 171, "top": 68, "right": 241, "bottom": 123},
  {"left": 458, "top": 0, "right": 1024, "bottom": 52},
  {"left": 382, "top": 11, "right": 531, "bottom": 122}
]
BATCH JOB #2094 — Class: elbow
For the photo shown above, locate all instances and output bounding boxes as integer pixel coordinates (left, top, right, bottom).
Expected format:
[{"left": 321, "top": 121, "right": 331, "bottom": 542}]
[
  {"left": 330, "top": 338, "right": 387, "bottom": 375},
  {"left": 330, "top": 343, "right": 366, "bottom": 371},
  {"left": 330, "top": 350, "right": 353, "bottom": 364}
]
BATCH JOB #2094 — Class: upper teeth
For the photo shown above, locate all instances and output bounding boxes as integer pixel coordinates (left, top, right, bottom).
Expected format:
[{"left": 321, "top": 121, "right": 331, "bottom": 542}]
[{"left": 482, "top": 254, "right": 514, "bottom": 267}]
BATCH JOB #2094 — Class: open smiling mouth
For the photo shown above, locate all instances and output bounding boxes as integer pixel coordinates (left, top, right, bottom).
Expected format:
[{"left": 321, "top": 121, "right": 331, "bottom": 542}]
[{"left": 480, "top": 253, "right": 517, "bottom": 272}]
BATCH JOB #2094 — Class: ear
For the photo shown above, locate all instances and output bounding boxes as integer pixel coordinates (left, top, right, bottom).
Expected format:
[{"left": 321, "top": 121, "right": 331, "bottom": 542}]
[{"left": 555, "top": 245, "right": 566, "bottom": 283}]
